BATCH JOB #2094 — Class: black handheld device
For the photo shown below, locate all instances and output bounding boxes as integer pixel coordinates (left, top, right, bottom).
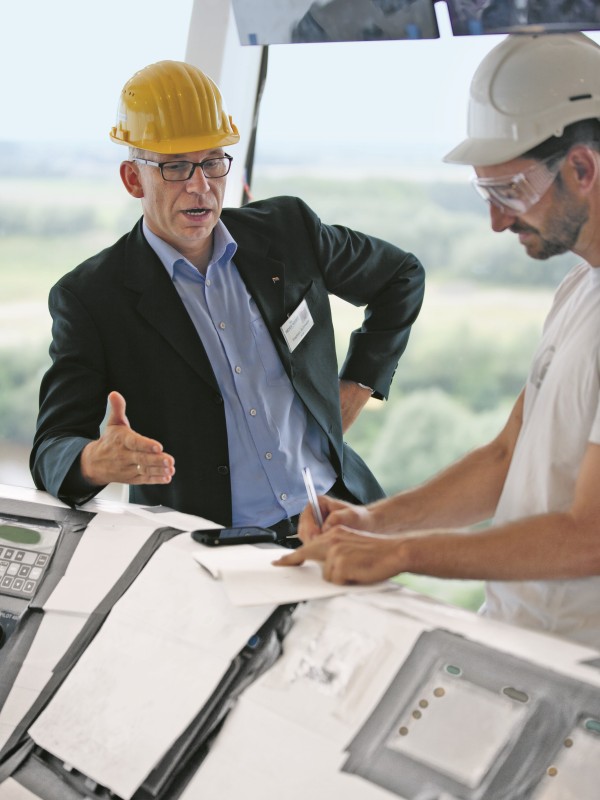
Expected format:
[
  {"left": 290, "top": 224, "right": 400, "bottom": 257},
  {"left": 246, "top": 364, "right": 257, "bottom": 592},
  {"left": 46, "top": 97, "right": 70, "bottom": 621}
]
[{"left": 191, "top": 526, "right": 278, "bottom": 546}]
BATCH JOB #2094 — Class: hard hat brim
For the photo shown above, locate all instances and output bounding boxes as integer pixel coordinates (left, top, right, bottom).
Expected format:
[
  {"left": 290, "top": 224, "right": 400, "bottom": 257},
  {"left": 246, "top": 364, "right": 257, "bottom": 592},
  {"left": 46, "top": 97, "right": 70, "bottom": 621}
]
[
  {"left": 109, "top": 128, "right": 240, "bottom": 154},
  {"left": 443, "top": 137, "right": 529, "bottom": 167}
]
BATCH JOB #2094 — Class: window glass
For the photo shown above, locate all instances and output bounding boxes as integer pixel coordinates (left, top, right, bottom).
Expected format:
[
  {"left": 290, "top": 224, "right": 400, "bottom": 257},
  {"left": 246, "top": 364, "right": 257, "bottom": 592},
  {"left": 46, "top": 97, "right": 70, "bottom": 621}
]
[
  {"left": 2, "top": 1, "right": 598, "bottom": 610},
  {"left": 0, "top": 0, "right": 193, "bottom": 488}
]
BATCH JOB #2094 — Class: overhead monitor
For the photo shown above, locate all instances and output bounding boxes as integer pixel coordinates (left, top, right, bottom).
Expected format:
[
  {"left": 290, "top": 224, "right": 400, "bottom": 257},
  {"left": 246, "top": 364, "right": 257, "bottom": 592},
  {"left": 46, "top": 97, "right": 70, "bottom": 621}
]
[
  {"left": 446, "top": 0, "right": 600, "bottom": 36},
  {"left": 231, "top": 0, "right": 440, "bottom": 45}
]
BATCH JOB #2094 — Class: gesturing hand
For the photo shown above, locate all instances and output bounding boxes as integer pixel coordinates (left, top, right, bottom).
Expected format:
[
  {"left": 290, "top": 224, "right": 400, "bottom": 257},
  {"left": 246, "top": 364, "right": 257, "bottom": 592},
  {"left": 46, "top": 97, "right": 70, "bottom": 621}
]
[{"left": 80, "top": 391, "right": 176, "bottom": 486}]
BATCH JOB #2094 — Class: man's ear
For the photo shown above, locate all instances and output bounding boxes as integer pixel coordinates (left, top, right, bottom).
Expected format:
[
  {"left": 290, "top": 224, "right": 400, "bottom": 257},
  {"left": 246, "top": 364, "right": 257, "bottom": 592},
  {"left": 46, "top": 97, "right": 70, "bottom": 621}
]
[
  {"left": 120, "top": 160, "right": 144, "bottom": 199},
  {"left": 566, "top": 145, "right": 598, "bottom": 192}
]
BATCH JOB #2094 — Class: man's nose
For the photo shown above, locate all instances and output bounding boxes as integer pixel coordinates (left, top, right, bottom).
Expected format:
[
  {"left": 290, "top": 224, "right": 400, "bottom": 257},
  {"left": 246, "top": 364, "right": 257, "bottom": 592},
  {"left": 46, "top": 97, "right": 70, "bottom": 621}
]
[
  {"left": 186, "top": 165, "right": 211, "bottom": 192},
  {"left": 489, "top": 201, "right": 518, "bottom": 232}
]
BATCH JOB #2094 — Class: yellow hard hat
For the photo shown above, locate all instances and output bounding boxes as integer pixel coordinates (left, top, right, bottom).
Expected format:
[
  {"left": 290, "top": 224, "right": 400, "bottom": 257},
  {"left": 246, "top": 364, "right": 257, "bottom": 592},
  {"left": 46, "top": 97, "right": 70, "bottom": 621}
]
[{"left": 109, "top": 60, "right": 240, "bottom": 154}]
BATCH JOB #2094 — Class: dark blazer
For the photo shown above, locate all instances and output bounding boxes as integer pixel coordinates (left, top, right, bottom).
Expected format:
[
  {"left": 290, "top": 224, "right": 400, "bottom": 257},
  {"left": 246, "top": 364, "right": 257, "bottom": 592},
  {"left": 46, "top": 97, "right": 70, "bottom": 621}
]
[{"left": 31, "top": 196, "right": 425, "bottom": 523}]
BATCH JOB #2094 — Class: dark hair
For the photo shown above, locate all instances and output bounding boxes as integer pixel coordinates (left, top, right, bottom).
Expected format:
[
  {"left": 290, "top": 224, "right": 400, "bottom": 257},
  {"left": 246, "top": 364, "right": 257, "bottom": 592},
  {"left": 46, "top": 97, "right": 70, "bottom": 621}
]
[{"left": 523, "top": 118, "right": 600, "bottom": 161}]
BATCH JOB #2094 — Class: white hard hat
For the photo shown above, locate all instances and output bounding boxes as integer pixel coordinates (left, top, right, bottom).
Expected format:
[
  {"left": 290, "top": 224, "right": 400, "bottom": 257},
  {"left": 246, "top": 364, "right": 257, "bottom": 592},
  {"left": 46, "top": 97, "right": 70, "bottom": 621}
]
[{"left": 444, "top": 32, "right": 600, "bottom": 166}]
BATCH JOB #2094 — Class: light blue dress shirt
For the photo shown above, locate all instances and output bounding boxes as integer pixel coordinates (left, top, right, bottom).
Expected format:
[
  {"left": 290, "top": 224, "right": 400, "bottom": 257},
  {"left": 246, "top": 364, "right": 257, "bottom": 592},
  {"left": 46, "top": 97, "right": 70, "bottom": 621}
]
[{"left": 143, "top": 220, "right": 337, "bottom": 526}]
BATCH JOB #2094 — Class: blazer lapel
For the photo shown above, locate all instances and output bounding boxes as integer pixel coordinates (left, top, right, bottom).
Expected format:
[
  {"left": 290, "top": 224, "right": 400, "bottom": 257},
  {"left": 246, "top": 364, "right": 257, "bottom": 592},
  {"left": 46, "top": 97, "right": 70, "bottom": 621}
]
[
  {"left": 123, "top": 224, "right": 221, "bottom": 392},
  {"left": 224, "top": 219, "right": 292, "bottom": 371}
]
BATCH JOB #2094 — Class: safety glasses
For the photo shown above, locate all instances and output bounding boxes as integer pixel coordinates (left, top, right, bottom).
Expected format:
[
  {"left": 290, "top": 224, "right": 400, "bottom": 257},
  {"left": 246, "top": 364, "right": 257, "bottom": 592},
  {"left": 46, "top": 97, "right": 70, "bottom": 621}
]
[{"left": 471, "top": 154, "right": 564, "bottom": 214}]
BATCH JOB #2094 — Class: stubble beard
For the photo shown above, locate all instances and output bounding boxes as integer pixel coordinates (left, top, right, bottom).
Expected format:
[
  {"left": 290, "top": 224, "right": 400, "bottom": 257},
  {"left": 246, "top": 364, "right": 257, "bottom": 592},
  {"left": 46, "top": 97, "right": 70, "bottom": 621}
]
[{"left": 511, "top": 191, "right": 589, "bottom": 261}]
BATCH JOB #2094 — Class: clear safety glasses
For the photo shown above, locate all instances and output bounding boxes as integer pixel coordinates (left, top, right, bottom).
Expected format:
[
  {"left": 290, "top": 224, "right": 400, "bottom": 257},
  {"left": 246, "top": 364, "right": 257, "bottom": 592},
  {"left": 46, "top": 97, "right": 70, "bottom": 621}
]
[{"left": 471, "top": 154, "right": 565, "bottom": 214}]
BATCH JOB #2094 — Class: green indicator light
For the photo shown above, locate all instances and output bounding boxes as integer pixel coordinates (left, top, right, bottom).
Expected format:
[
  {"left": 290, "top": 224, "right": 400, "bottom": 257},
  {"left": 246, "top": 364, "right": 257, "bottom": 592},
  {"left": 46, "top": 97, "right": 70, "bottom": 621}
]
[
  {"left": 445, "top": 664, "right": 462, "bottom": 676},
  {"left": 584, "top": 718, "right": 600, "bottom": 735}
]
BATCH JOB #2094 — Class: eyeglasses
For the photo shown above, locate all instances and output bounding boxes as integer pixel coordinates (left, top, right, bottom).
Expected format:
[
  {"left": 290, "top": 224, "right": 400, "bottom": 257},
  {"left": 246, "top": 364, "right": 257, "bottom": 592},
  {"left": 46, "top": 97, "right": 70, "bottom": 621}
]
[
  {"left": 471, "top": 154, "right": 564, "bottom": 214},
  {"left": 132, "top": 154, "right": 233, "bottom": 182}
]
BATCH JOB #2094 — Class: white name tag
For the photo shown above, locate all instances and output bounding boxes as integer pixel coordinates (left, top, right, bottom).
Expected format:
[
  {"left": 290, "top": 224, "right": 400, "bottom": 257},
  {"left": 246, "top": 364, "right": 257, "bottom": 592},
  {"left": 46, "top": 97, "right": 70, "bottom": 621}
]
[{"left": 280, "top": 298, "right": 314, "bottom": 352}]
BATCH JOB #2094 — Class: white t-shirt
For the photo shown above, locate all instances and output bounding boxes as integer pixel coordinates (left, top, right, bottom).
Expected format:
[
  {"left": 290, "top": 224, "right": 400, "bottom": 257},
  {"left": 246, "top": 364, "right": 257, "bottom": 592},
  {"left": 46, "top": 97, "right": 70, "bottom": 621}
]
[{"left": 482, "top": 262, "right": 600, "bottom": 649}]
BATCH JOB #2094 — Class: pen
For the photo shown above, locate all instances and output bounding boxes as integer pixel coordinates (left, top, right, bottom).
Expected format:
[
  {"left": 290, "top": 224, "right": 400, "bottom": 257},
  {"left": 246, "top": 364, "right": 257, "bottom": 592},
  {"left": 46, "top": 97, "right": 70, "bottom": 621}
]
[{"left": 302, "top": 466, "right": 324, "bottom": 528}]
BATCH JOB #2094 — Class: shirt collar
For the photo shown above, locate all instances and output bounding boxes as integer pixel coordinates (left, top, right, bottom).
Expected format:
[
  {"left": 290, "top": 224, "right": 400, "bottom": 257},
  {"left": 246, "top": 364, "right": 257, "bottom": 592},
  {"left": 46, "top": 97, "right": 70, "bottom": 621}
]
[{"left": 142, "top": 219, "right": 237, "bottom": 279}]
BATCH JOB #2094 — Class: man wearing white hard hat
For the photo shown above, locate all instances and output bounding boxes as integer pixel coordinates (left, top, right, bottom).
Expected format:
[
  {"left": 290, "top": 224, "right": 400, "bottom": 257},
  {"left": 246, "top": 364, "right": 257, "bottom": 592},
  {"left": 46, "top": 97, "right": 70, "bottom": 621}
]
[{"left": 278, "top": 32, "right": 600, "bottom": 648}]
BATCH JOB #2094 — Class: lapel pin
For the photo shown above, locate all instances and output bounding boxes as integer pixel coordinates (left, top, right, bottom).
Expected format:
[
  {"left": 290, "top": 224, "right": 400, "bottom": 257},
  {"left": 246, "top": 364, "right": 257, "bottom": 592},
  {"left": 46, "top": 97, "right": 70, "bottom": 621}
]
[{"left": 272, "top": 276, "right": 280, "bottom": 284}]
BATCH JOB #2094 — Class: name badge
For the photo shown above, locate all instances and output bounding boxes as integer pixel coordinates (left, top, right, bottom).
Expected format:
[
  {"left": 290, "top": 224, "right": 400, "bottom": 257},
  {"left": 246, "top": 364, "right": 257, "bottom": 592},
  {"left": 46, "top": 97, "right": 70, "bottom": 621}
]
[{"left": 280, "top": 299, "right": 314, "bottom": 352}]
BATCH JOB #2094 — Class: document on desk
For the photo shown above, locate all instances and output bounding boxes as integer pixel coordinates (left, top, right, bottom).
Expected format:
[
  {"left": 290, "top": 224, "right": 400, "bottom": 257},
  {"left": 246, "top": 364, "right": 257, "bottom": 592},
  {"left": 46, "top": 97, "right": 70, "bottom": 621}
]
[
  {"left": 193, "top": 544, "right": 388, "bottom": 606},
  {"left": 27, "top": 534, "right": 276, "bottom": 800},
  {"left": 42, "top": 511, "right": 163, "bottom": 615}
]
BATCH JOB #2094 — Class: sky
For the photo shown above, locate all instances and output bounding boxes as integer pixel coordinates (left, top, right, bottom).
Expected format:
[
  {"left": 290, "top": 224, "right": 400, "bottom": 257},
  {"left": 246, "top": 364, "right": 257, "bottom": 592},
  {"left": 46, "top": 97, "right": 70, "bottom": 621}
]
[
  {"left": 2, "top": 2, "right": 600, "bottom": 166},
  {"left": 0, "top": 0, "right": 195, "bottom": 147},
  {"left": 0, "top": 1, "right": 497, "bottom": 159}
]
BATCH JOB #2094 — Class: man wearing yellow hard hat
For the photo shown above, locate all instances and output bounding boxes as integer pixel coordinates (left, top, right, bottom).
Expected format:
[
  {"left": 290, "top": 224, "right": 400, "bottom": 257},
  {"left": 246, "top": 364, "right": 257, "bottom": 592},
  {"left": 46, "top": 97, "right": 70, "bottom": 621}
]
[{"left": 30, "top": 60, "right": 425, "bottom": 541}]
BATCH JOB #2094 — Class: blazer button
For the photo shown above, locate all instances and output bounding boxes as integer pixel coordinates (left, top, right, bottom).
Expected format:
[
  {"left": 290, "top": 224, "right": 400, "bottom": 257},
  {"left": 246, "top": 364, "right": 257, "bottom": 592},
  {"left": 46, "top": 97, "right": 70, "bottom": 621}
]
[
  {"left": 214, "top": 393, "right": 224, "bottom": 404},
  {"left": 217, "top": 465, "right": 229, "bottom": 476}
]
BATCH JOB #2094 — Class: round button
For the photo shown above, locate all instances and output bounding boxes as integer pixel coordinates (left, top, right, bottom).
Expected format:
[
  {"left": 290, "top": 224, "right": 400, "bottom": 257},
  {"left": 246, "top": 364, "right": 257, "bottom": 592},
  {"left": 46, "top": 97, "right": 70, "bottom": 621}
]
[
  {"left": 206, "top": 279, "right": 211, "bottom": 287},
  {"left": 235, "top": 366, "right": 242, "bottom": 374},
  {"left": 249, "top": 408, "right": 257, "bottom": 416},
  {"left": 214, "top": 393, "right": 223, "bottom": 404},
  {"left": 280, "top": 493, "right": 288, "bottom": 501},
  {"left": 265, "top": 452, "right": 272, "bottom": 460},
  {"left": 217, "top": 465, "right": 229, "bottom": 476},
  {"left": 219, "top": 321, "right": 226, "bottom": 330}
]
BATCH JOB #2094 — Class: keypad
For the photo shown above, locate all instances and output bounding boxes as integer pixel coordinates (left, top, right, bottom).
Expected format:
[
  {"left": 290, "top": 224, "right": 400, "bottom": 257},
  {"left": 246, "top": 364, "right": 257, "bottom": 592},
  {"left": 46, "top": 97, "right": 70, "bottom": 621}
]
[{"left": 0, "top": 545, "right": 50, "bottom": 599}]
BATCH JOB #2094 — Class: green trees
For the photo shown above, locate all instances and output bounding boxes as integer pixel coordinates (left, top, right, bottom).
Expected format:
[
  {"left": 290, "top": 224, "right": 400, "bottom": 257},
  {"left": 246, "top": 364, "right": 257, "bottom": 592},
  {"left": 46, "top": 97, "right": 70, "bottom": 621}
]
[{"left": 0, "top": 349, "right": 48, "bottom": 444}]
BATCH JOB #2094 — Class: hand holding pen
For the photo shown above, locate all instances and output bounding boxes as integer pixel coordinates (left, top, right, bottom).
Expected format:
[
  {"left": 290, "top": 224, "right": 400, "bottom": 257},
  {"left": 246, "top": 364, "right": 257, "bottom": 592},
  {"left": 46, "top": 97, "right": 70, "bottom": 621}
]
[
  {"left": 301, "top": 466, "right": 323, "bottom": 528},
  {"left": 298, "top": 469, "right": 379, "bottom": 543}
]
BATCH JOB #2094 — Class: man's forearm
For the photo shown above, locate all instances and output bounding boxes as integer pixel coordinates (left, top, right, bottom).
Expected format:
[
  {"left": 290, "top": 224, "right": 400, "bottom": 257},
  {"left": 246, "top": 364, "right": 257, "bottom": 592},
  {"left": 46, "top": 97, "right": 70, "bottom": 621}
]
[
  {"left": 368, "top": 391, "right": 524, "bottom": 534},
  {"left": 400, "top": 510, "right": 600, "bottom": 581},
  {"left": 366, "top": 438, "right": 511, "bottom": 534},
  {"left": 339, "top": 379, "right": 373, "bottom": 432}
]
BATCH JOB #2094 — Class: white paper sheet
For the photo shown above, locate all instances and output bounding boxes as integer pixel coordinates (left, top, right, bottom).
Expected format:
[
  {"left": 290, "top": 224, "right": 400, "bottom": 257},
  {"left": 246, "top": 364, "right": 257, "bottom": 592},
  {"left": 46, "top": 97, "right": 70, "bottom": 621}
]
[
  {"left": 192, "top": 544, "right": 389, "bottom": 606},
  {"left": 0, "top": 513, "right": 158, "bottom": 751},
  {"left": 0, "top": 613, "right": 86, "bottom": 749},
  {"left": 28, "top": 534, "right": 275, "bottom": 799},
  {"left": 0, "top": 778, "right": 43, "bottom": 800},
  {"left": 181, "top": 594, "right": 424, "bottom": 800},
  {"left": 43, "top": 512, "right": 161, "bottom": 615},
  {"left": 126, "top": 505, "right": 218, "bottom": 533}
]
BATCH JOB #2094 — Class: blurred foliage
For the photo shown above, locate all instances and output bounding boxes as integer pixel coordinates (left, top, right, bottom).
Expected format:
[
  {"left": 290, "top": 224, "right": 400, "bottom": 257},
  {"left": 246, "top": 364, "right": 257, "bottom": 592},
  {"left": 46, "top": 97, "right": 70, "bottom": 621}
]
[
  {"left": 0, "top": 348, "right": 49, "bottom": 445},
  {"left": 0, "top": 204, "right": 96, "bottom": 236},
  {"left": 354, "top": 388, "right": 510, "bottom": 495},
  {"left": 252, "top": 174, "right": 578, "bottom": 288},
  {"left": 391, "top": 323, "right": 536, "bottom": 412}
]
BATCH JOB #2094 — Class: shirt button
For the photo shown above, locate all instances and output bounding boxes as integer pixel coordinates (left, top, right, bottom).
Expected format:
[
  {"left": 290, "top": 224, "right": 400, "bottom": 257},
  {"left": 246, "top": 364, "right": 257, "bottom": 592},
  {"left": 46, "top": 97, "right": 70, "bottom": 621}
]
[
  {"left": 280, "top": 493, "right": 288, "bottom": 501},
  {"left": 235, "top": 366, "right": 242, "bottom": 374},
  {"left": 265, "top": 452, "right": 272, "bottom": 460},
  {"left": 217, "top": 465, "right": 229, "bottom": 476},
  {"left": 219, "top": 321, "right": 226, "bottom": 330},
  {"left": 206, "top": 279, "right": 211, "bottom": 287},
  {"left": 249, "top": 408, "right": 257, "bottom": 416}
]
